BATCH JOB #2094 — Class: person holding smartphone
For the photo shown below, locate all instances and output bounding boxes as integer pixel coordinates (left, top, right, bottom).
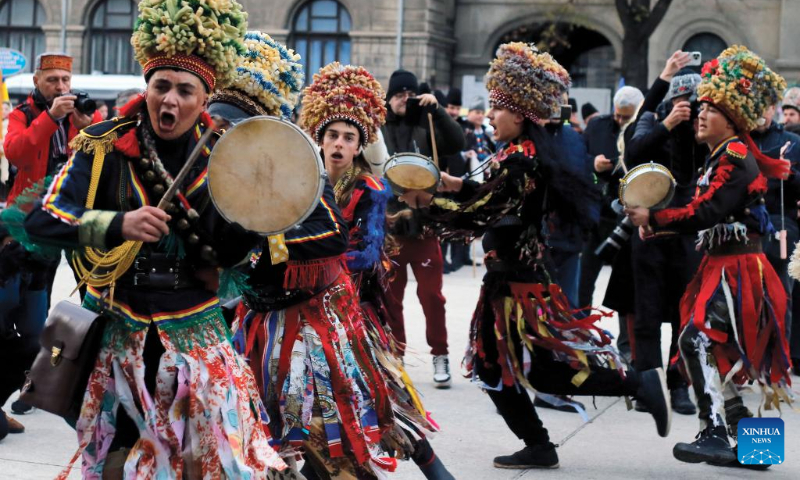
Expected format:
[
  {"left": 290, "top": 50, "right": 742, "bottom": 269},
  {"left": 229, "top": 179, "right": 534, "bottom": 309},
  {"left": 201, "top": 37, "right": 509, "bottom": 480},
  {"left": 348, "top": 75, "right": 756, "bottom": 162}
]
[{"left": 381, "top": 69, "right": 465, "bottom": 388}]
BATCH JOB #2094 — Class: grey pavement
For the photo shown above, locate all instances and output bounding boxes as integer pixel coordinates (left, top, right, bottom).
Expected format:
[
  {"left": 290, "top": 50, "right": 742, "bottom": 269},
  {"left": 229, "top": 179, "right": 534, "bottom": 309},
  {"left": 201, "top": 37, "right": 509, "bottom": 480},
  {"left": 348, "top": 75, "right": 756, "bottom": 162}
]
[{"left": 1, "top": 259, "right": 799, "bottom": 479}]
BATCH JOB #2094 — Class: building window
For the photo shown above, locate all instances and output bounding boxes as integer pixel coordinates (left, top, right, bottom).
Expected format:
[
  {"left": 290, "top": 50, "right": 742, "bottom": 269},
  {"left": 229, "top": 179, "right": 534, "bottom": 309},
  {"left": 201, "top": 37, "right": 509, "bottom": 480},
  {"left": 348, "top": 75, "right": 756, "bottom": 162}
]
[
  {"left": 0, "top": 0, "right": 46, "bottom": 73},
  {"left": 86, "top": 0, "right": 139, "bottom": 75},
  {"left": 290, "top": 0, "right": 352, "bottom": 81},
  {"left": 682, "top": 33, "right": 727, "bottom": 67}
]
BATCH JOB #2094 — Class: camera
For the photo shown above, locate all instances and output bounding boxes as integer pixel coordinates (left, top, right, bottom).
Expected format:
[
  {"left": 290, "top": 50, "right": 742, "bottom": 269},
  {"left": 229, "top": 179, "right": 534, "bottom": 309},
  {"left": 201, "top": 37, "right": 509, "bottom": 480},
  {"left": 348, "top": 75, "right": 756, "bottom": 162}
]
[
  {"left": 594, "top": 200, "right": 635, "bottom": 263},
  {"left": 60, "top": 91, "right": 97, "bottom": 116}
]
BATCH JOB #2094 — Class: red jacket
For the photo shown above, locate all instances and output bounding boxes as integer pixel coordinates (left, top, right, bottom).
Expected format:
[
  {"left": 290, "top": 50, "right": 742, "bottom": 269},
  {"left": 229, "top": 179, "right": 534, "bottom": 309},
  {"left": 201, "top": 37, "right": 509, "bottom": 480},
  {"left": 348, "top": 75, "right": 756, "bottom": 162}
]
[{"left": 3, "top": 94, "right": 102, "bottom": 204}]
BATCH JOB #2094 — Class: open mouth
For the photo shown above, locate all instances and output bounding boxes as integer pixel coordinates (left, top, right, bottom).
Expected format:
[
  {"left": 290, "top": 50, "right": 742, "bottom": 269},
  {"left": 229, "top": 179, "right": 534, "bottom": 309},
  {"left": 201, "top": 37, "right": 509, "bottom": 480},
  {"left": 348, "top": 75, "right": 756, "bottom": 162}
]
[
  {"left": 159, "top": 111, "right": 177, "bottom": 130},
  {"left": 331, "top": 152, "right": 344, "bottom": 160}
]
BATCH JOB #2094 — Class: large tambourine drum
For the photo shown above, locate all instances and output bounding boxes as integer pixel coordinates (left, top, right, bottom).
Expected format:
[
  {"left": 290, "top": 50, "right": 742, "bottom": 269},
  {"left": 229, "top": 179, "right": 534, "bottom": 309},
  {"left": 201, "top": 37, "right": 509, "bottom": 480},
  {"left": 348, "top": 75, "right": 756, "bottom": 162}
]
[
  {"left": 384, "top": 152, "right": 441, "bottom": 195},
  {"left": 618, "top": 162, "right": 677, "bottom": 209},
  {"left": 207, "top": 116, "right": 325, "bottom": 235}
]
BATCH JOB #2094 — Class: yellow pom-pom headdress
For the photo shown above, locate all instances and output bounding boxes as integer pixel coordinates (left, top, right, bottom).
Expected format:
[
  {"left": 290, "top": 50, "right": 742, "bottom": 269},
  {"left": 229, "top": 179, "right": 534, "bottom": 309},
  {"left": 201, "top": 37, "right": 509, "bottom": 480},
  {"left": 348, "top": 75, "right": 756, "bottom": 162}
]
[
  {"left": 209, "top": 31, "right": 304, "bottom": 119},
  {"left": 131, "top": 0, "right": 248, "bottom": 91},
  {"left": 485, "top": 42, "right": 571, "bottom": 122},
  {"left": 299, "top": 62, "right": 386, "bottom": 146},
  {"left": 697, "top": 45, "right": 787, "bottom": 132}
]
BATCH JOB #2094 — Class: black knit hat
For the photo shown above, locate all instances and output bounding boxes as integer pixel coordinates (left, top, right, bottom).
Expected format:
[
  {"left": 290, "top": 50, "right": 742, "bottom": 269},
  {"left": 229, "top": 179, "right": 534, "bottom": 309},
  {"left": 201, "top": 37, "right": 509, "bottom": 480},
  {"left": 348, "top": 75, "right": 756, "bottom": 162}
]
[
  {"left": 434, "top": 90, "right": 447, "bottom": 106},
  {"left": 387, "top": 69, "right": 419, "bottom": 100},
  {"left": 419, "top": 82, "right": 432, "bottom": 95},
  {"left": 446, "top": 87, "right": 463, "bottom": 106},
  {"left": 581, "top": 102, "right": 598, "bottom": 119}
]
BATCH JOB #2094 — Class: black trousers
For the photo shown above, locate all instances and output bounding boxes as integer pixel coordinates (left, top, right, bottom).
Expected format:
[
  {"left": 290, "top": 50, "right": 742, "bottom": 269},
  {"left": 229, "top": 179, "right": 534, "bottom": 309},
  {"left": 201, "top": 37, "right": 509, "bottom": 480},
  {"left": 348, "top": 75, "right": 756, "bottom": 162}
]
[
  {"left": 631, "top": 233, "right": 701, "bottom": 389},
  {"left": 483, "top": 344, "right": 638, "bottom": 447}
]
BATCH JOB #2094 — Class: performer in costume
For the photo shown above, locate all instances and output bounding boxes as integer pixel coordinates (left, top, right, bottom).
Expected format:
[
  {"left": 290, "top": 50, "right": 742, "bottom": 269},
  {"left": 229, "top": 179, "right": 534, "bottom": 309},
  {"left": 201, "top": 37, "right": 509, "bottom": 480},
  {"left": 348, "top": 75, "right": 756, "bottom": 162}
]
[
  {"left": 626, "top": 46, "right": 793, "bottom": 466},
  {"left": 397, "top": 42, "right": 671, "bottom": 470},
  {"left": 300, "top": 61, "right": 454, "bottom": 480},
  {"left": 220, "top": 54, "right": 397, "bottom": 477},
  {"left": 15, "top": 1, "right": 289, "bottom": 479}
]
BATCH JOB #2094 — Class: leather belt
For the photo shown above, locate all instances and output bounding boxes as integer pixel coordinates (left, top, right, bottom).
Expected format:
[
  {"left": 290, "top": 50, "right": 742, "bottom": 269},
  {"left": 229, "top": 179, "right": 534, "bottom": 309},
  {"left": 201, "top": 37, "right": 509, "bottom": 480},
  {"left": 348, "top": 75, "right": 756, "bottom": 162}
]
[{"left": 117, "top": 253, "right": 199, "bottom": 290}]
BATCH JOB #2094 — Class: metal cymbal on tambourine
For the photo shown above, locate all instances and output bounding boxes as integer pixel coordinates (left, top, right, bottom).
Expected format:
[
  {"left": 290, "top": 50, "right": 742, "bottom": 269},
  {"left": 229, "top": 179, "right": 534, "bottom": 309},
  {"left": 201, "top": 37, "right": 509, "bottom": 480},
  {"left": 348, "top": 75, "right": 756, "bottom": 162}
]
[
  {"left": 207, "top": 116, "right": 325, "bottom": 235},
  {"left": 618, "top": 162, "right": 677, "bottom": 209}
]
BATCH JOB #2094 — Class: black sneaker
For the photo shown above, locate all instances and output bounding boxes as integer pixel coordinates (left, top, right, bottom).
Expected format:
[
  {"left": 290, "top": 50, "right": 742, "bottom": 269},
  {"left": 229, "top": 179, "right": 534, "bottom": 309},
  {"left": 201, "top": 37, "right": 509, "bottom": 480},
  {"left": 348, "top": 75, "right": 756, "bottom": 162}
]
[
  {"left": 493, "top": 443, "right": 559, "bottom": 469},
  {"left": 534, "top": 395, "right": 585, "bottom": 413},
  {"left": 673, "top": 425, "right": 736, "bottom": 465},
  {"left": 670, "top": 386, "right": 697, "bottom": 415},
  {"left": 635, "top": 368, "right": 671, "bottom": 437},
  {"left": 10, "top": 399, "right": 33, "bottom": 415},
  {"left": 634, "top": 399, "right": 649, "bottom": 412}
]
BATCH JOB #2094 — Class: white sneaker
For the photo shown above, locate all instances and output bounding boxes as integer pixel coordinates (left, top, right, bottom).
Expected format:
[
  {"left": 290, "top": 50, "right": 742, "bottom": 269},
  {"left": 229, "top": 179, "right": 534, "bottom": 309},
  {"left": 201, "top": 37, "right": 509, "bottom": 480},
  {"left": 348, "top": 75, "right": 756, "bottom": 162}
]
[{"left": 432, "top": 355, "right": 452, "bottom": 388}]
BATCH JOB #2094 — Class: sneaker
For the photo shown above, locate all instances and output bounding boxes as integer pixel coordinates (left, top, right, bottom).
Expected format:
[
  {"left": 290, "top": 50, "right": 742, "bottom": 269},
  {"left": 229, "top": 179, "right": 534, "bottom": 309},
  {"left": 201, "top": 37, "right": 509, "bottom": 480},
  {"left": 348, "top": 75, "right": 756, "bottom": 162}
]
[
  {"left": 5, "top": 414, "right": 24, "bottom": 434},
  {"left": 635, "top": 368, "right": 671, "bottom": 437},
  {"left": 673, "top": 425, "right": 736, "bottom": 465},
  {"left": 493, "top": 443, "right": 559, "bottom": 469},
  {"left": 10, "top": 399, "right": 33, "bottom": 415},
  {"left": 534, "top": 395, "right": 585, "bottom": 413},
  {"left": 432, "top": 355, "right": 451, "bottom": 388},
  {"left": 634, "top": 399, "right": 649, "bottom": 413},
  {"left": 670, "top": 386, "right": 697, "bottom": 415}
]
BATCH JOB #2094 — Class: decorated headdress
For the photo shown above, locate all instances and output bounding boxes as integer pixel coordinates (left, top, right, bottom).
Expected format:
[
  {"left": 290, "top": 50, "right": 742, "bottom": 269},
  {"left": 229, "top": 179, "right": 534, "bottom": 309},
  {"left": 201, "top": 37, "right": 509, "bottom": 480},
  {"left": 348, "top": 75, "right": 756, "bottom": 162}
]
[
  {"left": 35, "top": 53, "right": 72, "bottom": 72},
  {"left": 299, "top": 62, "right": 386, "bottom": 146},
  {"left": 209, "top": 31, "right": 304, "bottom": 121},
  {"left": 698, "top": 45, "right": 789, "bottom": 178},
  {"left": 485, "top": 42, "right": 571, "bottom": 122},
  {"left": 697, "top": 45, "right": 786, "bottom": 132},
  {"left": 131, "top": 0, "right": 248, "bottom": 91}
]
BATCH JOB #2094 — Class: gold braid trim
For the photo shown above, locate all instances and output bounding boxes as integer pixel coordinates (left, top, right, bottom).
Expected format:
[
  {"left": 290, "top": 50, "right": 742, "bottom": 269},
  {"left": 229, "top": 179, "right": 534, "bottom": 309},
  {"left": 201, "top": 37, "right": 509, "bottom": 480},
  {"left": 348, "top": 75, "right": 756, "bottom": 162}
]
[{"left": 70, "top": 131, "right": 142, "bottom": 304}]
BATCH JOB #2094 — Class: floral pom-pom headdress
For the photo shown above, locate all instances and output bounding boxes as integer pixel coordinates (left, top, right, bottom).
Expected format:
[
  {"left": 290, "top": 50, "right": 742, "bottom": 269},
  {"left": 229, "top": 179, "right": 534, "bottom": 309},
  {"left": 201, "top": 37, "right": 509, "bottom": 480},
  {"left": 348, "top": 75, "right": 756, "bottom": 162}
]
[
  {"left": 131, "top": 0, "right": 249, "bottom": 91},
  {"left": 210, "top": 31, "right": 304, "bottom": 119},
  {"left": 299, "top": 62, "right": 387, "bottom": 146},
  {"left": 697, "top": 45, "right": 786, "bottom": 132},
  {"left": 485, "top": 42, "right": 571, "bottom": 122},
  {"left": 698, "top": 45, "right": 789, "bottom": 178}
]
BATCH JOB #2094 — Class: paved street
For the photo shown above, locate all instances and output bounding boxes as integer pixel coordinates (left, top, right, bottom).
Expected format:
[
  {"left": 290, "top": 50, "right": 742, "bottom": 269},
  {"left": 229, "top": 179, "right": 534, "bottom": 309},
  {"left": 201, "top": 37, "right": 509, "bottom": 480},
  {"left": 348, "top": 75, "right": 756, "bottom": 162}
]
[{"left": 1, "top": 259, "right": 798, "bottom": 479}]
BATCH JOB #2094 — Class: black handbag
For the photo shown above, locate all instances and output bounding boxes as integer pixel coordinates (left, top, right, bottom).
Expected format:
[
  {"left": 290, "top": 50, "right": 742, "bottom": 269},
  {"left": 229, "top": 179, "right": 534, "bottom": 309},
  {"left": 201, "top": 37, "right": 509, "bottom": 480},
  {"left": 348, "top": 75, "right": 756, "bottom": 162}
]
[{"left": 20, "top": 300, "right": 107, "bottom": 420}]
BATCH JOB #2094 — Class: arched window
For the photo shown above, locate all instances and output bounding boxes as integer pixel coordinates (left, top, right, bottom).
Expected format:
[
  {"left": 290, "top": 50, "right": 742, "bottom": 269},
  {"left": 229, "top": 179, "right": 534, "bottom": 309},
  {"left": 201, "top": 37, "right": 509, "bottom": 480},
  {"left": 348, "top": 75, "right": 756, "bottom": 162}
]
[
  {"left": 0, "top": 0, "right": 46, "bottom": 73},
  {"left": 290, "top": 0, "right": 352, "bottom": 81},
  {"left": 86, "top": 0, "right": 139, "bottom": 74},
  {"left": 682, "top": 33, "right": 727, "bottom": 67}
]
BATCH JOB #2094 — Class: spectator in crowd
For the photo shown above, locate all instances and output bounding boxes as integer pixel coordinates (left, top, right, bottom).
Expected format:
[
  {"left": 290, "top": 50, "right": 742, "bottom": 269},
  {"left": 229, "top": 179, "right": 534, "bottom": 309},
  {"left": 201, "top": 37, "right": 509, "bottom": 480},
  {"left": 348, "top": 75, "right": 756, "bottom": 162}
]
[
  {"left": 440, "top": 87, "right": 471, "bottom": 273},
  {"left": 567, "top": 97, "right": 582, "bottom": 133},
  {"left": 381, "top": 69, "right": 465, "bottom": 388},
  {"left": 626, "top": 53, "right": 706, "bottom": 416},
  {"left": 1, "top": 52, "right": 102, "bottom": 417},
  {"left": 96, "top": 100, "right": 108, "bottom": 120},
  {"left": 580, "top": 85, "right": 644, "bottom": 359},
  {"left": 783, "top": 87, "right": 800, "bottom": 126},
  {"left": 751, "top": 101, "right": 800, "bottom": 367},
  {"left": 581, "top": 102, "right": 599, "bottom": 127},
  {"left": 113, "top": 87, "right": 143, "bottom": 116}
]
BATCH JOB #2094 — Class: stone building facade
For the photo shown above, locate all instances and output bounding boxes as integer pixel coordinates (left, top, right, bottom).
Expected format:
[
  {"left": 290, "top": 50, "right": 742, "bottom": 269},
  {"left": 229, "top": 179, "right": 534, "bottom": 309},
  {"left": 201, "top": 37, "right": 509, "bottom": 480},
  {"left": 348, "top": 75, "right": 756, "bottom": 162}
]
[{"left": 3, "top": 0, "right": 799, "bottom": 92}]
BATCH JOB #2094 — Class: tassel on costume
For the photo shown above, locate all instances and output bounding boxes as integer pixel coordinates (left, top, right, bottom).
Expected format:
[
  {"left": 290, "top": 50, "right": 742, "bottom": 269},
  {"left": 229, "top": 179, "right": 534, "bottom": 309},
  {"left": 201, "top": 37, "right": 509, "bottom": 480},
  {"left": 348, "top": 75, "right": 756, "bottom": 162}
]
[{"left": 282, "top": 256, "right": 344, "bottom": 290}]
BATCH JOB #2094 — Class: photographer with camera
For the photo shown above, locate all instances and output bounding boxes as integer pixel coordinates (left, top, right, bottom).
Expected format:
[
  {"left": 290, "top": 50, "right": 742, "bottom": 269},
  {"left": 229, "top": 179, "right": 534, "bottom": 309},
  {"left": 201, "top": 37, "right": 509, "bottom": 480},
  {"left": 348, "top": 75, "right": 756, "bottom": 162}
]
[
  {"left": 1, "top": 53, "right": 101, "bottom": 421},
  {"left": 625, "top": 55, "right": 708, "bottom": 416},
  {"left": 381, "top": 69, "right": 465, "bottom": 388}
]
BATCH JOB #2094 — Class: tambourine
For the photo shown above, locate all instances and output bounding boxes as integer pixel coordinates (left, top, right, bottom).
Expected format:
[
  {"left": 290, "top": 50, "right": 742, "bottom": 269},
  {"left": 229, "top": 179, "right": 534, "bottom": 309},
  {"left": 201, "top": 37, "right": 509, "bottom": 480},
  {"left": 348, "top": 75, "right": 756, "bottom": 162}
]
[{"left": 618, "top": 162, "right": 676, "bottom": 209}]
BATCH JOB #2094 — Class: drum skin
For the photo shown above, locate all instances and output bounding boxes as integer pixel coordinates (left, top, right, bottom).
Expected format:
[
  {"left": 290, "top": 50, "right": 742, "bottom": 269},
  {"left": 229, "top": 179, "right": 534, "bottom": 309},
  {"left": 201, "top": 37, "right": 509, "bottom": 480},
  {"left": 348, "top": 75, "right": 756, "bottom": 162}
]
[
  {"left": 384, "top": 153, "right": 440, "bottom": 194},
  {"left": 208, "top": 116, "right": 324, "bottom": 235},
  {"left": 619, "top": 162, "right": 676, "bottom": 209}
]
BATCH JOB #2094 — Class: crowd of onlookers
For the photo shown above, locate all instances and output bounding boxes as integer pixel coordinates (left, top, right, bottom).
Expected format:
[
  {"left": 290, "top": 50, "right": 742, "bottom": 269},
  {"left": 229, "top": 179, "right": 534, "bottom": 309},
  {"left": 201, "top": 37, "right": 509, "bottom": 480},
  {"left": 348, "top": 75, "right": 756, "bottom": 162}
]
[{"left": 2, "top": 49, "right": 800, "bottom": 441}]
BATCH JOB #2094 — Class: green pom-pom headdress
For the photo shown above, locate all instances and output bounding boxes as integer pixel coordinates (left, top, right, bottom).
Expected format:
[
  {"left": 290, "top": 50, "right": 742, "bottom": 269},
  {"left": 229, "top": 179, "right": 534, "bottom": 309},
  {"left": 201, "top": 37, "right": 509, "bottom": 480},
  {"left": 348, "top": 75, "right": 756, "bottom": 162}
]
[
  {"left": 131, "top": 0, "right": 248, "bottom": 91},
  {"left": 485, "top": 42, "right": 571, "bottom": 122},
  {"left": 697, "top": 45, "right": 787, "bottom": 132},
  {"left": 209, "top": 31, "right": 305, "bottom": 119}
]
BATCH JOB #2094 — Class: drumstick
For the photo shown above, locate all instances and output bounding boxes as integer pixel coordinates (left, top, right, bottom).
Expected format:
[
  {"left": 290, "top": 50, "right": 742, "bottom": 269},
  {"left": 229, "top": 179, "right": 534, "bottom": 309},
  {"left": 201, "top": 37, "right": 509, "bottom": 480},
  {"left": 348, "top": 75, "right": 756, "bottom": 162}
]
[
  {"left": 427, "top": 112, "right": 439, "bottom": 169},
  {"left": 157, "top": 127, "right": 215, "bottom": 210}
]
